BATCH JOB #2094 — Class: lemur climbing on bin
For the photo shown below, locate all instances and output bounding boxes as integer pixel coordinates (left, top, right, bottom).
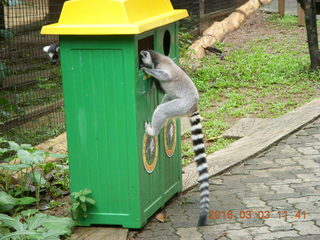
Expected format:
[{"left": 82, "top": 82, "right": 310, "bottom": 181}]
[{"left": 140, "top": 50, "right": 209, "bottom": 226}]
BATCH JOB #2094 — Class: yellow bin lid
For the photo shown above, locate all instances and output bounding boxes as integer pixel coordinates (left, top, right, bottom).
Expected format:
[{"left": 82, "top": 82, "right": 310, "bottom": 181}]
[{"left": 41, "top": 0, "right": 189, "bottom": 35}]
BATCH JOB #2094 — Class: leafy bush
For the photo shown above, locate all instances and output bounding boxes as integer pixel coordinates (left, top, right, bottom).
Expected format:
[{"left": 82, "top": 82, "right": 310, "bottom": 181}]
[
  {"left": 0, "top": 210, "right": 75, "bottom": 240},
  {"left": 0, "top": 61, "right": 10, "bottom": 79},
  {"left": 0, "top": 191, "right": 36, "bottom": 213},
  {"left": 0, "top": 138, "right": 69, "bottom": 208},
  {"left": 0, "top": 138, "right": 75, "bottom": 239},
  {"left": 70, "top": 189, "right": 96, "bottom": 222},
  {"left": 0, "top": 29, "right": 14, "bottom": 40}
]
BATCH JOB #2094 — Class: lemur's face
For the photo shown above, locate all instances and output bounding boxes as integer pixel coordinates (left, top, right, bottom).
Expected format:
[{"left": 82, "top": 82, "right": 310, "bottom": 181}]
[
  {"left": 43, "top": 44, "right": 59, "bottom": 65},
  {"left": 140, "top": 50, "right": 153, "bottom": 68}
]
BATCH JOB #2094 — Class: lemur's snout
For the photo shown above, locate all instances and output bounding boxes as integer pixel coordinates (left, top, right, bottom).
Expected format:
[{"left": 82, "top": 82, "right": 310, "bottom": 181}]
[{"left": 140, "top": 50, "right": 148, "bottom": 58}]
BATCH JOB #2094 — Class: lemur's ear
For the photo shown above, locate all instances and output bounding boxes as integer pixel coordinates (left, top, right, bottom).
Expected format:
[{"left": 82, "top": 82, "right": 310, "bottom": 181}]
[
  {"left": 43, "top": 46, "right": 50, "bottom": 53},
  {"left": 56, "top": 47, "right": 60, "bottom": 52}
]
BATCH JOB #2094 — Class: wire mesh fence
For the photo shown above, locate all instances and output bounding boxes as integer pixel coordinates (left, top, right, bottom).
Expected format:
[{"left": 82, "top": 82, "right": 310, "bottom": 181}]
[
  {"left": 172, "top": 0, "right": 200, "bottom": 32},
  {"left": 172, "top": 0, "right": 249, "bottom": 32},
  {"left": 0, "top": 0, "right": 249, "bottom": 145},
  {"left": 0, "top": 0, "right": 64, "bottom": 145},
  {"left": 204, "top": 0, "right": 249, "bottom": 15}
]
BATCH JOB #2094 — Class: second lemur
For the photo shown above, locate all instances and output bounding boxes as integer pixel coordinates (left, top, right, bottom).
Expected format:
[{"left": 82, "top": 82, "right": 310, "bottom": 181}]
[
  {"left": 140, "top": 50, "right": 209, "bottom": 226},
  {"left": 43, "top": 44, "right": 59, "bottom": 65}
]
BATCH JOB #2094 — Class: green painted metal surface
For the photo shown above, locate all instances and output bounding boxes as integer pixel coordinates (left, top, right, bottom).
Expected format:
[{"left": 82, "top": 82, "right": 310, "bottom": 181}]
[{"left": 60, "top": 23, "right": 182, "bottom": 228}]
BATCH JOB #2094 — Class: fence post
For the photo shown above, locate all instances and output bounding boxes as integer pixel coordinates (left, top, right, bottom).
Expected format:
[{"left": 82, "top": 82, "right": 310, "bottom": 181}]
[
  {"left": 199, "top": 0, "right": 204, "bottom": 16},
  {"left": 278, "top": 0, "right": 285, "bottom": 17},
  {"left": 199, "top": 0, "right": 204, "bottom": 33},
  {"left": 0, "top": 3, "right": 5, "bottom": 29},
  {"left": 297, "top": 3, "right": 305, "bottom": 26}
]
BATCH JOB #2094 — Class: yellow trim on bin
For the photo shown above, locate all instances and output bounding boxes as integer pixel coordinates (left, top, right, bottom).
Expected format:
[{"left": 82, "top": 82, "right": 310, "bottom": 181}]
[{"left": 41, "top": 0, "right": 189, "bottom": 35}]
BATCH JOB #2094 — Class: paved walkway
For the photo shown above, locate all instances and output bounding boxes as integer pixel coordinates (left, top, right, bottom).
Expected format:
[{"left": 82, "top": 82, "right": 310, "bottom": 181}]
[
  {"left": 130, "top": 118, "right": 320, "bottom": 240},
  {"left": 262, "top": 0, "right": 299, "bottom": 16}
]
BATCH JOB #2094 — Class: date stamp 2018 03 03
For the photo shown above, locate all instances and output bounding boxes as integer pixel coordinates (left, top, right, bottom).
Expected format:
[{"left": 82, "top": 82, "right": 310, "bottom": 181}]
[{"left": 208, "top": 210, "right": 307, "bottom": 220}]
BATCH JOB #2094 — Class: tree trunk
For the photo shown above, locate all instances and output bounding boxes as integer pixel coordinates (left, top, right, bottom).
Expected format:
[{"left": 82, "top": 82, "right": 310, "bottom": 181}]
[
  {"left": 0, "top": 3, "right": 5, "bottom": 29},
  {"left": 298, "top": 0, "right": 320, "bottom": 69}
]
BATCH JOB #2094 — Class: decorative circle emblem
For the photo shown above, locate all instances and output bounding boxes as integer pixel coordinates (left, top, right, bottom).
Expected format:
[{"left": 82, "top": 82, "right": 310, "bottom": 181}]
[
  {"left": 143, "top": 134, "right": 158, "bottom": 173},
  {"left": 164, "top": 119, "right": 177, "bottom": 157}
]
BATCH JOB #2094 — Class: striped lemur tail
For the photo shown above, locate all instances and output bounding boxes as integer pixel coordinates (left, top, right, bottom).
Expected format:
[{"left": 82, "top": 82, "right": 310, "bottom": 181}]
[
  {"left": 139, "top": 50, "right": 209, "bottom": 226},
  {"left": 189, "top": 111, "right": 209, "bottom": 226}
]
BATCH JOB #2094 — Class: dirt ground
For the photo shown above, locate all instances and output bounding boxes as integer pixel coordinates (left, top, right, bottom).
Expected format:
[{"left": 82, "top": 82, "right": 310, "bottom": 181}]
[{"left": 223, "top": 11, "right": 307, "bottom": 52}]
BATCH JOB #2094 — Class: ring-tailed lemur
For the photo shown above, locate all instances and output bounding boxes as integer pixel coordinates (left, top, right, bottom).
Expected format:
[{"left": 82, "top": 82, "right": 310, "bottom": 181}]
[
  {"left": 43, "top": 44, "right": 59, "bottom": 65},
  {"left": 140, "top": 50, "right": 209, "bottom": 226}
]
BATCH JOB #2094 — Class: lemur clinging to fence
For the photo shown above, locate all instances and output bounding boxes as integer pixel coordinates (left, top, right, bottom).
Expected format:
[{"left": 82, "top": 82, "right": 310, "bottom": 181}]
[{"left": 43, "top": 44, "right": 59, "bottom": 65}]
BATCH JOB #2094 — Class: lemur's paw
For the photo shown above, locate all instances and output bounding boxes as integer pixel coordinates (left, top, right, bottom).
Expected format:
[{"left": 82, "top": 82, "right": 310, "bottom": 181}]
[
  {"left": 140, "top": 67, "right": 150, "bottom": 77},
  {"left": 145, "top": 122, "right": 155, "bottom": 136}
]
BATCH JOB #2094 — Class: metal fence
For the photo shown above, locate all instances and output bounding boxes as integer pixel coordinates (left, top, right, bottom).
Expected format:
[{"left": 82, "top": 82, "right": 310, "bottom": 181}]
[
  {"left": 172, "top": 0, "right": 249, "bottom": 32},
  {"left": 0, "top": 0, "right": 248, "bottom": 145},
  {"left": 204, "top": 0, "right": 249, "bottom": 14},
  {"left": 0, "top": 0, "right": 64, "bottom": 145}
]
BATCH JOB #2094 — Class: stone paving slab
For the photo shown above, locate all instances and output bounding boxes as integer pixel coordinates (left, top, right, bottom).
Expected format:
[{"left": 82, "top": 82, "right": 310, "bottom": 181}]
[
  {"left": 182, "top": 98, "right": 320, "bottom": 191},
  {"left": 222, "top": 118, "right": 272, "bottom": 139},
  {"left": 181, "top": 117, "right": 191, "bottom": 135},
  {"left": 132, "top": 117, "right": 320, "bottom": 240},
  {"left": 72, "top": 227, "right": 128, "bottom": 240}
]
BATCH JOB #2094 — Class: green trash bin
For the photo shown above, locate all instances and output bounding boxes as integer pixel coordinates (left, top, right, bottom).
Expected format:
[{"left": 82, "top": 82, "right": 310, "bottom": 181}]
[{"left": 41, "top": 0, "right": 189, "bottom": 229}]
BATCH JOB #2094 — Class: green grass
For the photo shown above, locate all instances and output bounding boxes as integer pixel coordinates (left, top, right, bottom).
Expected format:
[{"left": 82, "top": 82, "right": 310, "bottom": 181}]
[
  {"left": 268, "top": 13, "right": 320, "bottom": 28},
  {"left": 180, "top": 13, "right": 320, "bottom": 165},
  {"left": 268, "top": 14, "right": 299, "bottom": 28}
]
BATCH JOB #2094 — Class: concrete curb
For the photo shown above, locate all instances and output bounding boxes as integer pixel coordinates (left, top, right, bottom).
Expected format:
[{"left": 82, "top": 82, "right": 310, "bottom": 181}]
[{"left": 182, "top": 98, "right": 320, "bottom": 191}]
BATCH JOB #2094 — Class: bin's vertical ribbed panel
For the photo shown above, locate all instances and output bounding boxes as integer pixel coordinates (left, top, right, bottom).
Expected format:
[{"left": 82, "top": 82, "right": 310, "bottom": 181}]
[{"left": 63, "top": 48, "right": 131, "bottom": 217}]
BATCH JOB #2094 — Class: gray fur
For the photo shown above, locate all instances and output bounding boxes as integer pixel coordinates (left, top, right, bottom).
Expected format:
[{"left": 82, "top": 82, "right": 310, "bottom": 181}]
[
  {"left": 43, "top": 43, "right": 59, "bottom": 65},
  {"left": 140, "top": 50, "right": 209, "bottom": 226},
  {"left": 140, "top": 50, "right": 198, "bottom": 135}
]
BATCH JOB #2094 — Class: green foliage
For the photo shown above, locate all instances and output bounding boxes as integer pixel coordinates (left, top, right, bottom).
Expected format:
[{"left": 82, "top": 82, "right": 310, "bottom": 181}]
[
  {"left": 0, "top": 211, "right": 75, "bottom": 240},
  {"left": 179, "top": 31, "right": 194, "bottom": 57},
  {"left": 181, "top": 141, "right": 193, "bottom": 166},
  {"left": 39, "top": 161, "right": 70, "bottom": 199},
  {"left": 0, "top": 29, "right": 15, "bottom": 40},
  {"left": 180, "top": 14, "right": 320, "bottom": 163},
  {"left": 267, "top": 13, "right": 298, "bottom": 28},
  {"left": 0, "top": 138, "right": 69, "bottom": 209},
  {"left": 0, "top": 97, "right": 22, "bottom": 124},
  {"left": 70, "top": 189, "right": 96, "bottom": 222},
  {"left": 267, "top": 13, "right": 320, "bottom": 28},
  {"left": 0, "top": 138, "right": 74, "bottom": 239},
  {"left": 190, "top": 40, "right": 319, "bottom": 120},
  {"left": 0, "top": 61, "right": 10, "bottom": 80},
  {"left": 1, "top": 63, "right": 63, "bottom": 146},
  {"left": 0, "top": 140, "right": 46, "bottom": 208},
  {"left": 0, "top": 191, "right": 36, "bottom": 213},
  {"left": 1, "top": 0, "right": 24, "bottom": 7},
  {"left": 3, "top": 122, "right": 65, "bottom": 146}
]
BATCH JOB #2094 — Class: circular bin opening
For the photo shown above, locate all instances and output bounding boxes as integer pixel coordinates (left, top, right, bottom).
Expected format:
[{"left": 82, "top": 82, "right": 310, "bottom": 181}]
[{"left": 163, "top": 30, "right": 171, "bottom": 56}]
